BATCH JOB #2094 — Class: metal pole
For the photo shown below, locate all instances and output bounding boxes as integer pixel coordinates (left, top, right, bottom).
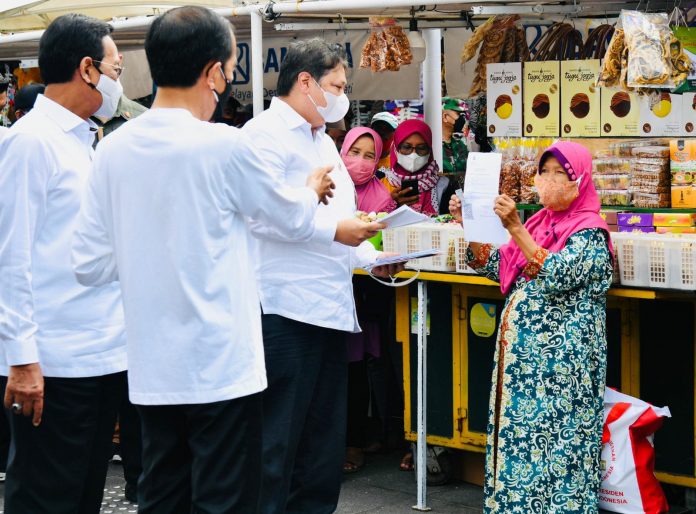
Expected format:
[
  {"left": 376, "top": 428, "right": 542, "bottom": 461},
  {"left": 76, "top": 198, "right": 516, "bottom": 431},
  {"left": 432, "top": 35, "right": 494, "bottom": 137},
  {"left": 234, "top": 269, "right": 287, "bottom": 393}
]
[
  {"left": 250, "top": 10, "right": 264, "bottom": 116},
  {"left": 413, "top": 280, "right": 431, "bottom": 512},
  {"left": 423, "top": 29, "right": 442, "bottom": 172}
]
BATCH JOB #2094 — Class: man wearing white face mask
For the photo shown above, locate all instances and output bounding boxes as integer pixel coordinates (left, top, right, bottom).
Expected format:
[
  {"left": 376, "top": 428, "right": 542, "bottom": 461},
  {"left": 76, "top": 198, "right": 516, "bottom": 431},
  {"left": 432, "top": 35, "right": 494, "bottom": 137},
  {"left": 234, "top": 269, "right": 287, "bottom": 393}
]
[
  {"left": 243, "top": 39, "right": 396, "bottom": 514},
  {"left": 0, "top": 14, "right": 127, "bottom": 513}
]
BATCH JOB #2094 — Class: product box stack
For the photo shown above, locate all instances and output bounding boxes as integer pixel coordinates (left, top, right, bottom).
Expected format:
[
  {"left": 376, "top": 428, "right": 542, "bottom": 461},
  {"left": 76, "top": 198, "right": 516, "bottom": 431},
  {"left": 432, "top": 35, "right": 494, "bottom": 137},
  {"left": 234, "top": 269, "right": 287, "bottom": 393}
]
[
  {"left": 653, "top": 213, "right": 696, "bottom": 234},
  {"left": 670, "top": 139, "right": 696, "bottom": 208},
  {"left": 593, "top": 153, "right": 633, "bottom": 207},
  {"left": 600, "top": 210, "right": 618, "bottom": 232},
  {"left": 617, "top": 213, "right": 654, "bottom": 233},
  {"left": 629, "top": 146, "right": 671, "bottom": 208}
]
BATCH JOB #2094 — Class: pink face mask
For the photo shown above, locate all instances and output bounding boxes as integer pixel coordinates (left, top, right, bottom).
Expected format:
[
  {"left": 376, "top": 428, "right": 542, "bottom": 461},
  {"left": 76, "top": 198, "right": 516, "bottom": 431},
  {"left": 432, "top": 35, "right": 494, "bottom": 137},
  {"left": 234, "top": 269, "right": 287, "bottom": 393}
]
[
  {"left": 535, "top": 174, "right": 580, "bottom": 211},
  {"left": 343, "top": 155, "right": 376, "bottom": 185}
]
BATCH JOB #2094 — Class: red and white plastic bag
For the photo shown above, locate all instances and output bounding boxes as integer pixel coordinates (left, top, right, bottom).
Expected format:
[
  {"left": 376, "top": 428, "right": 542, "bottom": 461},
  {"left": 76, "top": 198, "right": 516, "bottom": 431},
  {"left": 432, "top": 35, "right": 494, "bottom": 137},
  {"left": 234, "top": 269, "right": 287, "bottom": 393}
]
[{"left": 599, "top": 388, "right": 671, "bottom": 514}]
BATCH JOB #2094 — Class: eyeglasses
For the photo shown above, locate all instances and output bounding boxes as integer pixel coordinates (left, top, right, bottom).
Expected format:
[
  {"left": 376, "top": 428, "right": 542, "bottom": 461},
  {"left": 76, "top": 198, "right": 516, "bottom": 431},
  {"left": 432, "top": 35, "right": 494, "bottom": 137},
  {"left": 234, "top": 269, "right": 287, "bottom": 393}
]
[
  {"left": 398, "top": 143, "right": 430, "bottom": 156},
  {"left": 92, "top": 60, "right": 124, "bottom": 78}
]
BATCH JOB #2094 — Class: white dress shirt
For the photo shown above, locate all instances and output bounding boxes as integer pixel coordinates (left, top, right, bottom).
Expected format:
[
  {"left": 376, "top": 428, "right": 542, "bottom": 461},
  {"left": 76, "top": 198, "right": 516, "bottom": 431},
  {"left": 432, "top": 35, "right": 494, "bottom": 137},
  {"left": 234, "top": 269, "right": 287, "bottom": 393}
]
[
  {"left": 0, "top": 95, "right": 126, "bottom": 378},
  {"left": 243, "top": 97, "right": 379, "bottom": 333},
  {"left": 72, "top": 108, "right": 319, "bottom": 405}
]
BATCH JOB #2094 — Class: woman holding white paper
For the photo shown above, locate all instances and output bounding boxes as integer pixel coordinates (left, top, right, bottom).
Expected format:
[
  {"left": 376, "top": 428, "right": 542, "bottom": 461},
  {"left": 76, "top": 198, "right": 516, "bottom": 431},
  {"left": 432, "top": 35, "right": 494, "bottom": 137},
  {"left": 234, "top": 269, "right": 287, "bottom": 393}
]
[{"left": 450, "top": 141, "right": 614, "bottom": 514}]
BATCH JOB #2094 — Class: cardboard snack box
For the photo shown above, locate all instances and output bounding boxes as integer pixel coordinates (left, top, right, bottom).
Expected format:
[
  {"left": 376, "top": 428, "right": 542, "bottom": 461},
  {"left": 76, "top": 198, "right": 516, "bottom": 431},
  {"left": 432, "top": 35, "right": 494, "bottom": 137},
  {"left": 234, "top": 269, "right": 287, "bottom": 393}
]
[
  {"left": 601, "top": 90, "right": 639, "bottom": 137},
  {"left": 617, "top": 213, "right": 654, "bottom": 227},
  {"left": 652, "top": 213, "right": 696, "bottom": 227},
  {"left": 487, "top": 63, "right": 523, "bottom": 137},
  {"left": 561, "top": 60, "right": 601, "bottom": 137},
  {"left": 523, "top": 61, "right": 560, "bottom": 137}
]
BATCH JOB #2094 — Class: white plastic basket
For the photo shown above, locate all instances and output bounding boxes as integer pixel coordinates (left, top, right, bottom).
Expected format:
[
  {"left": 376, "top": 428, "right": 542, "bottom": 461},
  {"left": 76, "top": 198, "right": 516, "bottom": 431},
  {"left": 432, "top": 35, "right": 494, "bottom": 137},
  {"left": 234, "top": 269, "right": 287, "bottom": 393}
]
[
  {"left": 454, "top": 234, "right": 478, "bottom": 274},
  {"left": 610, "top": 232, "right": 696, "bottom": 290},
  {"left": 382, "top": 222, "right": 466, "bottom": 272}
]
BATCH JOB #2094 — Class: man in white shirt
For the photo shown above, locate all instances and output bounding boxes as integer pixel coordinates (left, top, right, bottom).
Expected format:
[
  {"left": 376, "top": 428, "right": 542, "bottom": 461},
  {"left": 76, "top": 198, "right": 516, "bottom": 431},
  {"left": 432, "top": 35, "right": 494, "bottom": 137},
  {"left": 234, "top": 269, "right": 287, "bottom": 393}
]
[
  {"left": 243, "top": 39, "right": 392, "bottom": 514},
  {"left": 0, "top": 14, "right": 127, "bottom": 513},
  {"left": 72, "top": 7, "right": 333, "bottom": 513}
]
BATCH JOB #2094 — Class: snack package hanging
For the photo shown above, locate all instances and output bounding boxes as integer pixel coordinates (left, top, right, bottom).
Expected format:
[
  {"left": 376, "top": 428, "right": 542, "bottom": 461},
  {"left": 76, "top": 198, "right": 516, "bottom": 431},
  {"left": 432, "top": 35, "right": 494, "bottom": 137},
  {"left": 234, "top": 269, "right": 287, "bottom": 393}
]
[
  {"left": 622, "top": 10, "right": 675, "bottom": 89},
  {"left": 359, "top": 17, "right": 413, "bottom": 72},
  {"left": 597, "top": 21, "right": 625, "bottom": 89},
  {"left": 599, "top": 388, "right": 671, "bottom": 514}
]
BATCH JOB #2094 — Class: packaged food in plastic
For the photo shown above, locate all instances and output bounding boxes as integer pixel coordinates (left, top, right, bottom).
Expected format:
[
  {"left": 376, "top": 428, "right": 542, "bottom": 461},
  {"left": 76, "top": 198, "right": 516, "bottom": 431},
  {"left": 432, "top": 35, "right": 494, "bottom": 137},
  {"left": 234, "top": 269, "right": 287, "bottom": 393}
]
[
  {"left": 594, "top": 174, "right": 631, "bottom": 190},
  {"left": 633, "top": 192, "right": 671, "bottom": 208},
  {"left": 593, "top": 158, "right": 633, "bottom": 175},
  {"left": 519, "top": 160, "right": 539, "bottom": 204},
  {"left": 631, "top": 146, "right": 670, "bottom": 158},
  {"left": 499, "top": 159, "right": 521, "bottom": 201},
  {"left": 360, "top": 18, "right": 413, "bottom": 72},
  {"left": 609, "top": 139, "right": 662, "bottom": 157},
  {"left": 597, "top": 26, "right": 625, "bottom": 88},
  {"left": 621, "top": 10, "right": 674, "bottom": 88},
  {"left": 597, "top": 189, "right": 633, "bottom": 206}
]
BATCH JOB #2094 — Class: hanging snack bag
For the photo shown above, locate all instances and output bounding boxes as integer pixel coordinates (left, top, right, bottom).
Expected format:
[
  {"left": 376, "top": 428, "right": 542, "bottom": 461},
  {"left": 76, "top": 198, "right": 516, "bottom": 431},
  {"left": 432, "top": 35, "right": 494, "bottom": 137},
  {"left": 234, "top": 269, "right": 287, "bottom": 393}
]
[
  {"left": 360, "top": 17, "right": 413, "bottom": 72},
  {"left": 622, "top": 10, "right": 675, "bottom": 89}
]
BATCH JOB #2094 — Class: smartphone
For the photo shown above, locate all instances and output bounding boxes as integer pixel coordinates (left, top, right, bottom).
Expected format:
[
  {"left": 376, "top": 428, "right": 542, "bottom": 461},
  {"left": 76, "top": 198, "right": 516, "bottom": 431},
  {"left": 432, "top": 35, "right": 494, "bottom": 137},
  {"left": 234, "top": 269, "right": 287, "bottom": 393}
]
[{"left": 401, "top": 179, "right": 420, "bottom": 196}]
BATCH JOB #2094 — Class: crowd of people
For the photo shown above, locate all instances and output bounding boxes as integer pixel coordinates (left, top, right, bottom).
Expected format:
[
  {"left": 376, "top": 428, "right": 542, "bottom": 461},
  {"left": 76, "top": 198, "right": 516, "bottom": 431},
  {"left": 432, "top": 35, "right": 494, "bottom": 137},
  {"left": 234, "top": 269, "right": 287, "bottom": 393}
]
[{"left": 0, "top": 5, "right": 613, "bottom": 514}]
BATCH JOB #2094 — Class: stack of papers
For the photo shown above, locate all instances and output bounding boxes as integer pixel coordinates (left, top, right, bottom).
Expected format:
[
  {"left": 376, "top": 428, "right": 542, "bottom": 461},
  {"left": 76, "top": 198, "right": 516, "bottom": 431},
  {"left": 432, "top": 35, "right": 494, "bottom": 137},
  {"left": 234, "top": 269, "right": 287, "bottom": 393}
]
[
  {"left": 364, "top": 249, "right": 441, "bottom": 271},
  {"left": 378, "top": 205, "right": 429, "bottom": 229}
]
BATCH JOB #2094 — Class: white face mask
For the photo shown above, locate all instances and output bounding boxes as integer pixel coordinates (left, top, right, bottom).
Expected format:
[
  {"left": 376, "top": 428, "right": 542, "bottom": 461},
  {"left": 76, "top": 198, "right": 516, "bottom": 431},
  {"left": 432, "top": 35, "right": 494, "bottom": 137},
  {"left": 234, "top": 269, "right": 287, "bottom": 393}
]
[
  {"left": 308, "top": 79, "right": 350, "bottom": 123},
  {"left": 93, "top": 73, "right": 123, "bottom": 119},
  {"left": 397, "top": 152, "right": 430, "bottom": 173}
]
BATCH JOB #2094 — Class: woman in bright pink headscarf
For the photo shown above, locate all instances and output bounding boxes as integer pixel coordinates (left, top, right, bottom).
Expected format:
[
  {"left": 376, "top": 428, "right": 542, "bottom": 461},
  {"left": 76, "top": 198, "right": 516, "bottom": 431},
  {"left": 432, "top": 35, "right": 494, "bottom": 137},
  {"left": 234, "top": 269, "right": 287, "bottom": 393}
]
[
  {"left": 450, "top": 141, "right": 614, "bottom": 514},
  {"left": 340, "top": 127, "right": 397, "bottom": 213},
  {"left": 383, "top": 119, "right": 453, "bottom": 216}
]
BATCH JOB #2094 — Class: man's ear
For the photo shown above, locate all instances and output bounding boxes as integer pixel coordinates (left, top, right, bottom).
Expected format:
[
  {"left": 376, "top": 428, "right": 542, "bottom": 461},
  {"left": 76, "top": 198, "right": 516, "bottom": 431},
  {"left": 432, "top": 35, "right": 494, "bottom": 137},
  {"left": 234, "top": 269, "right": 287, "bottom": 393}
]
[
  {"left": 79, "top": 56, "right": 94, "bottom": 85},
  {"left": 205, "top": 61, "right": 222, "bottom": 89},
  {"left": 297, "top": 71, "right": 312, "bottom": 93}
]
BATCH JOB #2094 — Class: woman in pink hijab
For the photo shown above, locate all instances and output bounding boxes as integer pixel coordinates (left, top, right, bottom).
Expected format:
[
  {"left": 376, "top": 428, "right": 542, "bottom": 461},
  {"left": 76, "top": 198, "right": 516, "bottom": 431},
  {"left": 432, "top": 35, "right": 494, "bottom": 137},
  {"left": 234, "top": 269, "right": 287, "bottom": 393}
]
[
  {"left": 450, "top": 142, "right": 614, "bottom": 514},
  {"left": 341, "top": 127, "right": 397, "bottom": 213}
]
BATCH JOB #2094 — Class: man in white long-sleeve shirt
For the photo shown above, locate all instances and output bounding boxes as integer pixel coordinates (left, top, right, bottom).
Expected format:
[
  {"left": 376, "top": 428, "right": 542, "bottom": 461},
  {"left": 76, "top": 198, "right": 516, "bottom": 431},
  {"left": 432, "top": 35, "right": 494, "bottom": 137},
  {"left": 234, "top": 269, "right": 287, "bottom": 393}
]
[
  {"left": 0, "top": 14, "right": 127, "bottom": 513},
  {"left": 72, "top": 7, "right": 333, "bottom": 513},
  {"left": 243, "top": 39, "right": 394, "bottom": 514}
]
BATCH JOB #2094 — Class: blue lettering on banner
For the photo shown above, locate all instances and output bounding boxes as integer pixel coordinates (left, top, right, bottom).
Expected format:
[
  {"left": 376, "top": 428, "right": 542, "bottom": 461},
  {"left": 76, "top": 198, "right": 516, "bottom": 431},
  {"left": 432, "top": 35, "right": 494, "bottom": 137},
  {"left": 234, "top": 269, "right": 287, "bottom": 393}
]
[
  {"left": 234, "top": 43, "right": 250, "bottom": 85},
  {"left": 233, "top": 41, "right": 354, "bottom": 87}
]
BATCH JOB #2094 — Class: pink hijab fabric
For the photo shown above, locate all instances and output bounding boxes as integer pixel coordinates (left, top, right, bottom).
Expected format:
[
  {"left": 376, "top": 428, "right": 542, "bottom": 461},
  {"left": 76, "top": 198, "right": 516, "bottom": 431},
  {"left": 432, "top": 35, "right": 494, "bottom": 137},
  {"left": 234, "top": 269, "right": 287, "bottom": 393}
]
[
  {"left": 498, "top": 141, "right": 614, "bottom": 295},
  {"left": 341, "top": 127, "right": 397, "bottom": 213},
  {"left": 387, "top": 119, "right": 440, "bottom": 215}
]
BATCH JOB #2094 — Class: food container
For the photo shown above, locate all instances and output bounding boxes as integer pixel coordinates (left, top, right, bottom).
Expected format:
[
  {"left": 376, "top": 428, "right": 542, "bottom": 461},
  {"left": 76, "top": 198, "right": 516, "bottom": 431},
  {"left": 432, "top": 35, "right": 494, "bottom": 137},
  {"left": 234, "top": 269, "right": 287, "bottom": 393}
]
[
  {"left": 652, "top": 213, "right": 696, "bottom": 227},
  {"left": 600, "top": 211, "right": 619, "bottom": 225},
  {"left": 593, "top": 158, "right": 633, "bottom": 175},
  {"left": 618, "top": 213, "right": 654, "bottom": 227},
  {"left": 594, "top": 174, "right": 631, "bottom": 190},
  {"left": 598, "top": 189, "right": 633, "bottom": 206},
  {"left": 632, "top": 192, "right": 671, "bottom": 208},
  {"left": 656, "top": 226, "right": 696, "bottom": 234},
  {"left": 618, "top": 226, "right": 656, "bottom": 233},
  {"left": 632, "top": 146, "right": 671, "bottom": 158}
]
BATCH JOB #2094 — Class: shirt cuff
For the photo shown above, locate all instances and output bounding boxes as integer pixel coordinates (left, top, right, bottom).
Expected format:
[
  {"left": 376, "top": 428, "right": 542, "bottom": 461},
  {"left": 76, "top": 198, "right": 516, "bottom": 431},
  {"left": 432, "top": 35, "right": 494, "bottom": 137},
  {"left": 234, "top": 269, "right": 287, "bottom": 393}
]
[
  {"left": 467, "top": 244, "right": 494, "bottom": 269},
  {"left": 5, "top": 338, "right": 40, "bottom": 367},
  {"left": 354, "top": 241, "right": 380, "bottom": 269},
  {"left": 522, "top": 247, "right": 550, "bottom": 279},
  {"left": 311, "top": 217, "right": 338, "bottom": 247}
]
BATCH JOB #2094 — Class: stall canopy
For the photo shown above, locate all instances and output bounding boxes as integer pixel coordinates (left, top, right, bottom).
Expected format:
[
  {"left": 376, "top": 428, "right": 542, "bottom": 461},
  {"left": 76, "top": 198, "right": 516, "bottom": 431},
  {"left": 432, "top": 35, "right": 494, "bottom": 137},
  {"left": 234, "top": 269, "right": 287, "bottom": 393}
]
[{"left": 0, "top": 0, "right": 241, "bottom": 32}]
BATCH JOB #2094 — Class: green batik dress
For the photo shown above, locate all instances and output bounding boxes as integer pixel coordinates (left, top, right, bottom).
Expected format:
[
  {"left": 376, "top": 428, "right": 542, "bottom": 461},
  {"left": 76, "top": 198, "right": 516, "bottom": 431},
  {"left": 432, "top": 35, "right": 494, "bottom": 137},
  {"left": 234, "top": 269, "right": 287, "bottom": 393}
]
[{"left": 466, "top": 228, "right": 613, "bottom": 514}]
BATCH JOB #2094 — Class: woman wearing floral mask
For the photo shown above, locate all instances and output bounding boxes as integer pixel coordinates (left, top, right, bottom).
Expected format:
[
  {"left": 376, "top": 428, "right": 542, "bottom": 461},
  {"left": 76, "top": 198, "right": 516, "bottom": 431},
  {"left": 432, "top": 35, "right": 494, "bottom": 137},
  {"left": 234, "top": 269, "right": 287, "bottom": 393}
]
[
  {"left": 450, "top": 142, "right": 614, "bottom": 514},
  {"left": 341, "top": 127, "right": 397, "bottom": 213},
  {"left": 384, "top": 119, "right": 453, "bottom": 215}
]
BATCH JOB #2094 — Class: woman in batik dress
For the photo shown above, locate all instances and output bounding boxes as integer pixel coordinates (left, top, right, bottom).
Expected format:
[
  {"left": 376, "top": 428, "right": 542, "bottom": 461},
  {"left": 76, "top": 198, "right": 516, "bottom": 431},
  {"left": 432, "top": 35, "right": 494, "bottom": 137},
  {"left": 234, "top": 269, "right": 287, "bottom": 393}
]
[{"left": 450, "top": 141, "right": 614, "bottom": 513}]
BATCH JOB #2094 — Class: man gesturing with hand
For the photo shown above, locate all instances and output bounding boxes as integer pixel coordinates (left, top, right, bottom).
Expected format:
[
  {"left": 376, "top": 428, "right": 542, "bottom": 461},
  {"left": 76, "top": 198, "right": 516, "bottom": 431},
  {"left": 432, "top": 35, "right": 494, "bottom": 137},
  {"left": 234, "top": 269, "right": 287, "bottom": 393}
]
[{"left": 243, "top": 39, "right": 391, "bottom": 514}]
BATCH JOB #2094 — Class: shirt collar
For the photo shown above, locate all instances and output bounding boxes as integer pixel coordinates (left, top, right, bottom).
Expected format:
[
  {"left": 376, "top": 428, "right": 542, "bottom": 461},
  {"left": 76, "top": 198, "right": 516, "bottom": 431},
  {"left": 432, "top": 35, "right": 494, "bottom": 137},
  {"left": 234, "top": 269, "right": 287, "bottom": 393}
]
[
  {"left": 270, "top": 96, "right": 314, "bottom": 130},
  {"left": 34, "top": 94, "right": 97, "bottom": 134}
]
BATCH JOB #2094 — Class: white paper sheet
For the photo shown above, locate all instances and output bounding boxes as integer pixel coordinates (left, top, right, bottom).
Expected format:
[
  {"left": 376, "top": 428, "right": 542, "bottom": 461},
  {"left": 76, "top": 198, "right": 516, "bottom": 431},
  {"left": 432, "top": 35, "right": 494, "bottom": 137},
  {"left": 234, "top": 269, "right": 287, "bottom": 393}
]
[
  {"left": 378, "top": 205, "right": 429, "bottom": 229},
  {"left": 459, "top": 152, "right": 510, "bottom": 246}
]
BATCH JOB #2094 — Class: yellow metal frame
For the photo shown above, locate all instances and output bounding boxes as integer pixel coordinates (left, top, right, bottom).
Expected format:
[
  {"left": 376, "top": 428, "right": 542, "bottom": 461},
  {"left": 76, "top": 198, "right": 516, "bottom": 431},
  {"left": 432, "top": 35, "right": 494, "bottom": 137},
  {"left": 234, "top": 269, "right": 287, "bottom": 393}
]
[{"left": 391, "top": 270, "right": 696, "bottom": 489}]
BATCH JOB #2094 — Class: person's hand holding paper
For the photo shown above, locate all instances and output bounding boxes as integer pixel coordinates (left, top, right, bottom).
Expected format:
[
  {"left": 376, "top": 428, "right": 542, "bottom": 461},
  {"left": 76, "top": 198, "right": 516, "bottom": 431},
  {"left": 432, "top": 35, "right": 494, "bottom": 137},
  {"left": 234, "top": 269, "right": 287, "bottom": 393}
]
[{"left": 458, "top": 152, "right": 510, "bottom": 246}]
